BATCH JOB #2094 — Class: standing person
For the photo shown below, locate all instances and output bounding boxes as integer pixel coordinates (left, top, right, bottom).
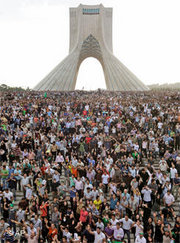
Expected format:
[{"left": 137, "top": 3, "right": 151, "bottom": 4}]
[
  {"left": 119, "top": 215, "right": 134, "bottom": 243},
  {"left": 172, "top": 173, "right": 180, "bottom": 200},
  {"left": 14, "top": 166, "right": 22, "bottom": 191},
  {"left": 20, "top": 173, "right": 32, "bottom": 197},
  {"left": 0, "top": 165, "right": 9, "bottom": 189},
  {"left": 86, "top": 225, "right": 105, "bottom": 243},
  {"left": 25, "top": 227, "right": 40, "bottom": 243},
  {"left": 163, "top": 190, "right": 175, "bottom": 219},
  {"left": 2, "top": 198, "right": 9, "bottom": 222},
  {"left": 7, "top": 174, "right": 16, "bottom": 201},
  {"left": 133, "top": 219, "right": 144, "bottom": 239},
  {"left": 141, "top": 186, "right": 152, "bottom": 208},
  {"left": 79, "top": 207, "right": 88, "bottom": 229},
  {"left": 74, "top": 177, "right": 83, "bottom": 199},
  {"left": 0, "top": 218, "right": 9, "bottom": 243},
  {"left": 40, "top": 201, "right": 49, "bottom": 219},
  {"left": 47, "top": 223, "right": 58, "bottom": 242},
  {"left": 135, "top": 232, "right": 146, "bottom": 243},
  {"left": 112, "top": 222, "right": 124, "bottom": 242},
  {"left": 102, "top": 171, "right": 109, "bottom": 194},
  {"left": 153, "top": 213, "right": 164, "bottom": 243}
]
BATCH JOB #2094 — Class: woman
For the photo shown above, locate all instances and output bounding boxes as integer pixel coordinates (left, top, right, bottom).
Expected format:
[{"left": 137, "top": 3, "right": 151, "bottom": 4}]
[
  {"left": 3, "top": 198, "right": 9, "bottom": 221},
  {"left": 40, "top": 201, "right": 49, "bottom": 219},
  {"left": 76, "top": 198, "right": 84, "bottom": 220},
  {"left": 51, "top": 142, "right": 58, "bottom": 161}
]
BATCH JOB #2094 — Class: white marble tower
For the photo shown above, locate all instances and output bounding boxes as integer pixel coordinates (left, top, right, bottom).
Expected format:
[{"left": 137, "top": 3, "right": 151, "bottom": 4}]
[{"left": 34, "top": 4, "right": 148, "bottom": 91}]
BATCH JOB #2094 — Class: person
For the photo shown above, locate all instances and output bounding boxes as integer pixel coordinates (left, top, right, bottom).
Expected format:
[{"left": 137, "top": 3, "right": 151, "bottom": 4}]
[
  {"left": 102, "top": 171, "right": 109, "bottom": 194},
  {"left": 161, "top": 224, "right": 172, "bottom": 243},
  {"left": 119, "top": 215, "right": 134, "bottom": 243},
  {"left": 25, "top": 227, "right": 40, "bottom": 243},
  {"left": 86, "top": 225, "right": 105, "bottom": 243},
  {"left": 3, "top": 225, "right": 15, "bottom": 242},
  {"left": 135, "top": 232, "right": 146, "bottom": 243},
  {"left": 0, "top": 90, "right": 179, "bottom": 243},
  {"left": 0, "top": 218, "right": 9, "bottom": 243},
  {"left": 141, "top": 186, "right": 152, "bottom": 208},
  {"left": 0, "top": 165, "right": 9, "bottom": 190},
  {"left": 104, "top": 222, "right": 114, "bottom": 241},
  {"left": 47, "top": 223, "right": 58, "bottom": 242},
  {"left": 153, "top": 212, "right": 164, "bottom": 243},
  {"left": 112, "top": 222, "right": 124, "bottom": 242},
  {"left": 172, "top": 173, "right": 180, "bottom": 200}
]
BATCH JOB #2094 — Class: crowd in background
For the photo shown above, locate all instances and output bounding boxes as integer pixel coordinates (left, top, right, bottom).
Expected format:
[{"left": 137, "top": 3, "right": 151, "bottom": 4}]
[{"left": 0, "top": 90, "right": 179, "bottom": 243}]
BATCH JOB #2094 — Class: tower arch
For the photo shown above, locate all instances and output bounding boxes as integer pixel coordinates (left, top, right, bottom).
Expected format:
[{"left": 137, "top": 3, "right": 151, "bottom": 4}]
[{"left": 34, "top": 4, "right": 148, "bottom": 91}]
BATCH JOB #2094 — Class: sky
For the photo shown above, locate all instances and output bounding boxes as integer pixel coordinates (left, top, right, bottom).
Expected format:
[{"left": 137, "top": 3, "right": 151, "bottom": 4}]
[{"left": 0, "top": 0, "right": 180, "bottom": 90}]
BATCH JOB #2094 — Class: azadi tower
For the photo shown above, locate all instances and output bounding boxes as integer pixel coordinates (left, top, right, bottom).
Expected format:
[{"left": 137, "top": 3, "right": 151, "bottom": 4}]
[{"left": 34, "top": 4, "right": 148, "bottom": 91}]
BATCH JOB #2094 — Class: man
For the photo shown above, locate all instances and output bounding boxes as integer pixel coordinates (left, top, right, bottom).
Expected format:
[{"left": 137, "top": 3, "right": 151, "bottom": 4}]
[
  {"left": 86, "top": 226, "right": 105, "bottom": 243},
  {"left": 119, "top": 215, "right": 134, "bottom": 243},
  {"left": 141, "top": 186, "right": 152, "bottom": 207},
  {"left": 159, "top": 160, "right": 168, "bottom": 172},
  {"left": 133, "top": 219, "right": 144, "bottom": 239},
  {"left": 163, "top": 190, "right": 175, "bottom": 207},
  {"left": 172, "top": 173, "right": 180, "bottom": 200},
  {"left": 112, "top": 222, "right": 124, "bottom": 242},
  {"left": 46, "top": 223, "right": 58, "bottom": 242},
  {"left": 102, "top": 171, "right": 109, "bottom": 193},
  {"left": 163, "top": 190, "right": 175, "bottom": 219},
  {"left": 25, "top": 227, "right": 40, "bottom": 243},
  {"left": 74, "top": 177, "right": 83, "bottom": 198},
  {"left": 3, "top": 225, "right": 15, "bottom": 243},
  {"left": 0, "top": 218, "right": 9, "bottom": 243},
  {"left": 84, "top": 187, "right": 93, "bottom": 201},
  {"left": 153, "top": 213, "right": 164, "bottom": 243},
  {"left": 31, "top": 214, "right": 42, "bottom": 231},
  {"left": 19, "top": 173, "right": 32, "bottom": 197},
  {"left": 0, "top": 165, "right": 9, "bottom": 189},
  {"left": 3, "top": 188, "right": 13, "bottom": 202},
  {"left": 135, "top": 232, "right": 146, "bottom": 243}
]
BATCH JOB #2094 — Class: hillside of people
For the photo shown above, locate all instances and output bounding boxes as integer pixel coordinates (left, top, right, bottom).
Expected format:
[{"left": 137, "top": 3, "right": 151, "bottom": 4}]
[{"left": 0, "top": 90, "right": 179, "bottom": 243}]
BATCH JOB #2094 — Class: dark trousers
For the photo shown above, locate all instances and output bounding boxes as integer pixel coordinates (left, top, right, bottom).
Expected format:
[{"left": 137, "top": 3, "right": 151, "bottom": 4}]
[
  {"left": 123, "top": 229, "right": 131, "bottom": 243},
  {"left": 77, "top": 189, "right": 83, "bottom": 199}
]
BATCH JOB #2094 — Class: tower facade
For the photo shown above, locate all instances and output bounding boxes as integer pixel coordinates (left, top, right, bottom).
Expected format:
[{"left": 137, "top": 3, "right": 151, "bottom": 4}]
[{"left": 34, "top": 4, "right": 148, "bottom": 91}]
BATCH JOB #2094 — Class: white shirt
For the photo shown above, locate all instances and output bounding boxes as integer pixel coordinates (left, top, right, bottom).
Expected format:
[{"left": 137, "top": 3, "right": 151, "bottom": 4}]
[
  {"left": 20, "top": 176, "right": 31, "bottom": 187},
  {"left": 52, "top": 173, "right": 60, "bottom": 183},
  {"left": 141, "top": 189, "right": 152, "bottom": 202},
  {"left": 3, "top": 191, "right": 13, "bottom": 201},
  {"left": 135, "top": 235, "right": 146, "bottom": 243},
  {"left": 134, "top": 224, "right": 144, "bottom": 237},
  {"left": 164, "top": 193, "right": 175, "bottom": 204},
  {"left": 102, "top": 174, "right": 109, "bottom": 184},
  {"left": 110, "top": 218, "right": 119, "bottom": 226},
  {"left": 74, "top": 180, "right": 83, "bottom": 190},
  {"left": 119, "top": 218, "right": 133, "bottom": 230},
  {"left": 94, "top": 231, "right": 105, "bottom": 243},
  {"left": 112, "top": 226, "right": 124, "bottom": 240},
  {"left": 25, "top": 187, "right": 32, "bottom": 200},
  {"left": 84, "top": 183, "right": 93, "bottom": 193},
  {"left": 170, "top": 168, "right": 177, "bottom": 179}
]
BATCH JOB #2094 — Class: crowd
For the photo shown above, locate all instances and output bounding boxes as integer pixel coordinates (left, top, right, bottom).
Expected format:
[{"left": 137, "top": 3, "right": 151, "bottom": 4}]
[{"left": 0, "top": 90, "right": 179, "bottom": 243}]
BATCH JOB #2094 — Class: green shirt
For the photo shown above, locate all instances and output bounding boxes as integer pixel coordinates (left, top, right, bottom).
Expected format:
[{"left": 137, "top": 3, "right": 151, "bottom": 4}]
[
  {"left": 1, "top": 169, "right": 8, "bottom": 179},
  {"left": 70, "top": 177, "right": 75, "bottom": 187}
]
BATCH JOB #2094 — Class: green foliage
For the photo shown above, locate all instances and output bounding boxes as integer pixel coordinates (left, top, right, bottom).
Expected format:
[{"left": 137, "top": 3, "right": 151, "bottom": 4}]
[{"left": 0, "top": 84, "right": 29, "bottom": 91}]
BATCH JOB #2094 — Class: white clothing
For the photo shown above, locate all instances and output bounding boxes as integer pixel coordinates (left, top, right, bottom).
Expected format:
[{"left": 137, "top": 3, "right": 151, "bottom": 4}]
[
  {"left": 135, "top": 235, "right": 146, "bottom": 243},
  {"left": 94, "top": 231, "right": 105, "bottom": 243},
  {"left": 102, "top": 174, "right": 109, "bottom": 184}
]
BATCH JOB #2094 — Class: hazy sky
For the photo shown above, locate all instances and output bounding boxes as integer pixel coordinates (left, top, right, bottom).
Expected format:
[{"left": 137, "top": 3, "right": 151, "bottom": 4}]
[{"left": 0, "top": 0, "right": 180, "bottom": 90}]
